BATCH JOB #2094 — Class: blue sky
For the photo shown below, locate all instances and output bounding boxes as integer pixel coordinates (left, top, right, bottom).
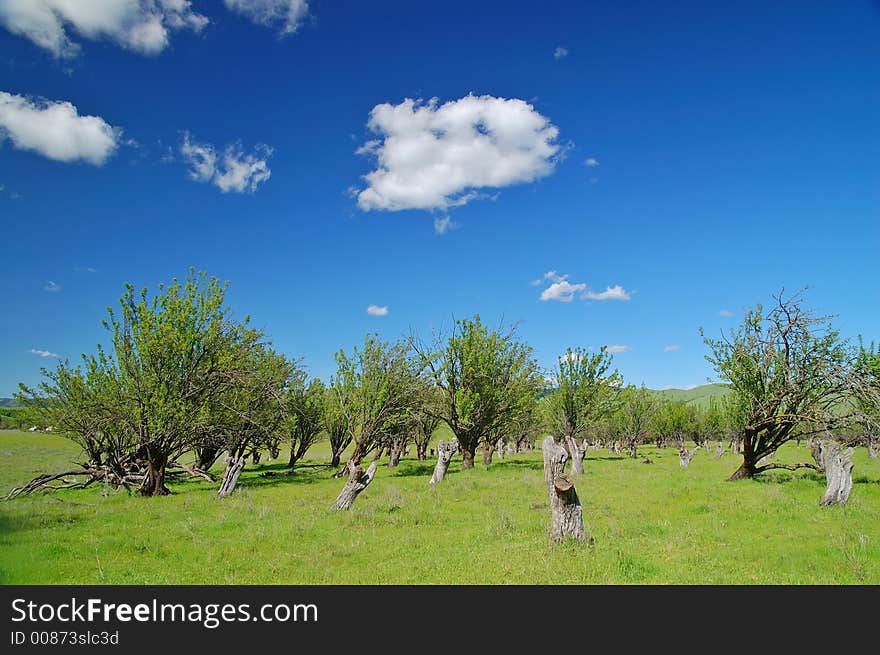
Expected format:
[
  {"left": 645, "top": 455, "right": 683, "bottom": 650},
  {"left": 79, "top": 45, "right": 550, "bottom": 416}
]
[{"left": 0, "top": 0, "right": 878, "bottom": 397}]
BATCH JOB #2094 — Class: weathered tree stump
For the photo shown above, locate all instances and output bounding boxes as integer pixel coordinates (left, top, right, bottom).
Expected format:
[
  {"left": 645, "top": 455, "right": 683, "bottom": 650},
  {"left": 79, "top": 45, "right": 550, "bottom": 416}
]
[
  {"left": 712, "top": 441, "right": 725, "bottom": 460},
  {"left": 679, "top": 447, "right": 697, "bottom": 468},
  {"left": 218, "top": 456, "right": 245, "bottom": 498},
  {"left": 429, "top": 439, "right": 458, "bottom": 485},
  {"left": 819, "top": 441, "right": 854, "bottom": 506},
  {"left": 704, "top": 441, "right": 712, "bottom": 454},
  {"left": 496, "top": 438, "right": 505, "bottom": 460},
  {"left": 331, "top": 460, "right": 378, "bottom": 510},
  {"left": 542, "top": 436, "right": 588, "bottom": 543},
  {"left": 565, "top": 435, "right": 587, "bottom": 475}
]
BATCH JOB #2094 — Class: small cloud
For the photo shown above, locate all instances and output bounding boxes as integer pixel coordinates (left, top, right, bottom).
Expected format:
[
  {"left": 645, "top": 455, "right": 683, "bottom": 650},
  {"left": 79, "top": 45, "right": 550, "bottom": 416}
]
[
  {"left": 554, "top": 46, "right": 568, "bottom": 60},
  {"left": 29, "top": 348, "right": 59, "bottom": 358},
  {"left": 434, "top": 216, "right": 459, "bottom": 235},
  {"left": 75, "top": 266, "right": 97, "bottom": 273},
  {"left": 664, "top": 344, "right": 681, "bottom": 352},
  {"left": 719, "top": 309, "right": 734, "bottom": 317},
  {"left": 584, "top": 157, "right": 599, "bottom": 167},
  {"left": 44, "top": 281, "right": 61, "bottom": 292},
  {"left": 604, "top": 344, "right": 631, "bottom": 354},
  {"left": 540, "top": 279, "right": 587, "bottom": 302},
  {"left": 366, "top": 304, "right": 388, "bottom": 316},
  {"left": 180, "top": 132, "right": 272, "bottom": 194},
  {"left": 585, "top": 285, "right": 631, "bottom": 301}
]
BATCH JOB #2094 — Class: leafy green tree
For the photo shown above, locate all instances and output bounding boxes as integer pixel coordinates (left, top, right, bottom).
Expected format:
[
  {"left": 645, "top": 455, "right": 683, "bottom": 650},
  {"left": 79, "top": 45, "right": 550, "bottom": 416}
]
[
  {"left": 652, "top": 399, "right": 699, "bottom": 448},
  {"left": 613, "top": 385, "right": 658, "bottom": 458},
  {"left": 546, "top": 346, "right": 621, "bottom": 473},
  {"left": 412, "top": 315, "right": 542, "bottom": 469},
  {"left": 331, "top": 333, "right": 423, "bottom": 468},
  {"left": 702, "top": 289, "right": 867, "bottom": 480},
  {"left": 284, "top": 375, "right": 326, "bottom": 468}
]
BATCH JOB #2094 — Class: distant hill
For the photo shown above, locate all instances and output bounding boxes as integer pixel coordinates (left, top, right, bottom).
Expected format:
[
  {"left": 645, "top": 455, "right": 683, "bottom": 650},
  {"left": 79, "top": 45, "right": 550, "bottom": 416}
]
[
  {"left": 653, "top": 383, "right": 730, "bottom": 409},
  {"left": 0, "top": 398, "right": 21, "bottom": 408}
]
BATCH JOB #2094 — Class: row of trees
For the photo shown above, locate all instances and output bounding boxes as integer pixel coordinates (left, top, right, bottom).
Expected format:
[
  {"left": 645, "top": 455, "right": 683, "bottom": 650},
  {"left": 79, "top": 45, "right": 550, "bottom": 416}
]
[{"left": 12, "top": 274, "right": 880, "bottom": 501}]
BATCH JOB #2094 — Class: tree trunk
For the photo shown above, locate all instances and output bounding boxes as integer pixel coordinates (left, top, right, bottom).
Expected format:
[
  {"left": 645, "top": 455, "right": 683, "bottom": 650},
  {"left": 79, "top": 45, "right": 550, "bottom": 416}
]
[
  {"left": 416, "top": 443, "right": 428, "bottom": 461},
  {"left": 565, "top": 435, "right": 586, "bottom": 475},
  {"left": 819, "top": 441, "right": 855, "bottom": 506},
  {"left": 140, "top": 449, "right": 170, "bottom": 496},
  {"left": 288, "top": 444, "right": 298, "bottom": 468},
  {"left": 330, "top": 452, "right": 341, "bottom": 468},
  {"left": 331, "top": 461, "right": 378, "bottom": 510},
  {"left": 728, "top": 431, "right": 757, "bottom": 480},
  {"left": 679, "top": 447, "right": 697, "bottom": 468},
  {"left": 495, "top": 438, "right": 504, "bottom": 461},
  {"left": 712, "top": 442, "right": 724, "bottom": 460},
  {"left": 251, "top": 450, "right": 261, "bottom": 465},
  {"left": 195, "top": 446, "right": 221, "bottom": 472},
  {"left": 218, "top": 456, "right": 245, "bottom": 498},
  {"left": 429, "top": 440, "right": 457, "bottom": 484},
  {"left": 388, "top": 445, "right": 402, "bottom": 467},
  {"left": 541, "top": 437, "right": 587, "bottom": 543},
  {"left": 461, "top": 446, "right": 475, "bottom": 470},
  {"left": 482, "top": 443, "right": 494, "bottom": 466}
]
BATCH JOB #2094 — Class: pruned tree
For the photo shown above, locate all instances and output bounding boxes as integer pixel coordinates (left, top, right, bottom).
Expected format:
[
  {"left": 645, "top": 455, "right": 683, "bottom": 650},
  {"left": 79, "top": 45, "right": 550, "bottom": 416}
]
[
  {"left": 817, "top": 440, "right": 855, "bottom": 506},
  {"left": 331, "top": 460, "right": 378, "bottom": 510},
  {"left": 614, "top": 385, "right": 658, "bottom": 459},
  {"left": 429, "top": 439, "right": 458, "bottom": 484},
  {"left": 541, "top": 436, "right": 588, "bottom": 543},
  {"left": 411, "top": 315, "right": 542, "bottom": 470},
  {"left": 546, "top": 347, "right": 621, "bottom": 475},
  {"left": 324, "top": 388, "right": 352, "bottom": 470},
  {"left": 702, "top": 288, "right": 869, "bottom": 480}
]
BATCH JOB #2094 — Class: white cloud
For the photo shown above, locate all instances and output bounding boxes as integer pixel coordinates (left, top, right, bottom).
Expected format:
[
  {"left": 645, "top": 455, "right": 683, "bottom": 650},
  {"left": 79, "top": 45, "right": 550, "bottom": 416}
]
[
  {"left": 719, "top": 309, "right": 734, "bottom": 317},
  {"left": 224, "top": 0, "right": 308, "bottom": 34},
  {"left": 540, "top": 279, "right": 586, "bottom": 302},
  {"left": 553, "top": 46, "right": 568, "bottom": 60},
  {"left": 0, "top": 91, "right": 119, "bottom": 165},
  {"left": 366, "top": 304, "right": 388, "bottom": 316},
  {"left": 433, "top": 216, "right": 459, "bottom": 235},
  {"left": 584, "top": 157, "right": 599, "bottom": 167},
  {"left": 537, "top": 272, "right": 631, "bottom": 303},
  {"left": 43, "top": 280, "right": 61, "bottom": 292},
  {"left": 0, "top": 0, "right": 208, "bottom": 58},
  {"left": 604, "top": 344, "right": 631, "bottom": 354},
  {"left": 180, "top": 132, "right": 272, "bottom": 193},
  {"left": 29, "top": 348, "right": 59, "bottom": 358},
  {"left": 663, "top": 344, "right": 681, "bottom": 352},
  {"left": 585, "top": 285, "right": 631, "bottom": 301},
  {"left": 355, "top": 94, "right": 561, "bottom": 212}
]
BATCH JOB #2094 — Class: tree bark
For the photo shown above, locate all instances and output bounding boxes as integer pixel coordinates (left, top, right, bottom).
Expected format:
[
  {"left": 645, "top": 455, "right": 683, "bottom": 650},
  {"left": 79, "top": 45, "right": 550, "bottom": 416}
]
[
  {"left": 218, "top": 456, "right": 245, "bottom": 498},
  {"left": 565, "top": 435, "right": 586, "bottom": 475},
  {"left": 819, "top": 441, "right": 855, "bottom": 506},
  {"left": 482, "top": 442, "right": 494, "bottom": 466},
  {"left": 495, "top": 438, "right": 504, "bottom": 461},
  {"left": 712, "top": 442, "right": 724, "bottom": 460},
  {"left": 388, "top": 445, "right": 402, "bottom": 467},
  {"left": 140, "top": 449, "right": 170, "bottom": 496},
  {"left": 429, "top": 440, "right": 457, "bottom": 484},
  {"left": 331, "top": 461, "right": 378, "bottom": 510},
  {"left": 542, "top": 436, "right": 588, "bottom": 543},
  {"left": 195, "top": 446, "right": 221, "bottom": 472},
  {"left": 461, "top": 446, "right": 475, "bottom": 470},
  {"left": 678, "top": 447, "right": 697, "bottom": 468}
]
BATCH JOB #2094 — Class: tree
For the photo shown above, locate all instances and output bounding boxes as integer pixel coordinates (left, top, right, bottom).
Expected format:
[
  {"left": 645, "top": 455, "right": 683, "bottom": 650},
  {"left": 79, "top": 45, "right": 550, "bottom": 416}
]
[
  {"left": 285, "top": 375, "right": 326, "bottom": 468},
  {"left": 546, "top": 347, "right": 621, "bottom": 474},
  {"left": 614, "top": 385, "right": 657, "bottom": 458},
  {"left": 331, "top": 334, "right": 423, "bottom": 468},
  {"left": 702, "top": 289, "right": 868, "bottom": 480},
  {"left": 652, "top": 399, "right": 698, "bottom": 448},
  {"left": 411, "top": 315, "right": 542, "bottom": 469},
  {"left": 324, "top": 388, "right": 352, "bottom": 470}
]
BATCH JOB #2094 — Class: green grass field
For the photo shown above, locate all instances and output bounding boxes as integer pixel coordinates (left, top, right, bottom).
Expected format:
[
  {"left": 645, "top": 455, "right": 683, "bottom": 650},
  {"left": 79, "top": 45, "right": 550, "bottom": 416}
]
[{"left": 1, "top": 429, "right": 878, "bottom": 584}]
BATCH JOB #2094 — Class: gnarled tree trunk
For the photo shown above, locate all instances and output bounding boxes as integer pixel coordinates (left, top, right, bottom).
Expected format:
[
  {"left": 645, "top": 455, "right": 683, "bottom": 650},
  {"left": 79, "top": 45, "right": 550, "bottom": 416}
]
[
  {"left": 218, "top": 456, "right": 245, "bottom": 498},
  {"left": 565, "top": 435, "right": 586, "bottom": 475},
  {"left": 542, "top": 436, "right": 587, "bottom": 543},
  {"left": 429, "top": 440, "right": 457, "bottom": 485},
  {"left": 332, "top": 461, "right": 378, "bottom": 510},
  {"left": 461, "top": 446, "right": 475, "bottom": 469},
  {"left": 819, "top": 441, "right": 854, "bottom": 506},
  {"left": 140, "top": 449, "right": 170, "bottom": 496},
  {"left": 481, "top": 442, "right": 494, "bottom": 466},
  {"left": 679, "top": 447, "right": 697, "bottom": 468}
]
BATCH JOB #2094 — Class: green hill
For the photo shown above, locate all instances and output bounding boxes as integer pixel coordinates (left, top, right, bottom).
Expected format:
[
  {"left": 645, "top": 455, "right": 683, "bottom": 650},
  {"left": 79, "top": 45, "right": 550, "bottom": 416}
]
[
  {"left": 653, "top": 383, "right": 730, "bottom": 409},
  {"left": 0, "top": 398, "right": 21, "bottom": 408}
]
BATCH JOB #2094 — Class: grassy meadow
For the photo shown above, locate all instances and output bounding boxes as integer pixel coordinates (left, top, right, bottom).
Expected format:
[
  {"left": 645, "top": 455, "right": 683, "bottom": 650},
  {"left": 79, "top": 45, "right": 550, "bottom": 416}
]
[{"left": 1, "top": 428, "right": 878, "bottom": 584}]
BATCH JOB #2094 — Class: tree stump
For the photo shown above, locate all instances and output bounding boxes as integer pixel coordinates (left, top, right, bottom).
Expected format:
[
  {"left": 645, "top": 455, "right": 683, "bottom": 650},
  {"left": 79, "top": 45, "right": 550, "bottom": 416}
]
[
  {"left": 332, "top": 460, "right": 378, "bottom": 510},
  {"left": 819, "top": 441, "right": 854, "bottom": 506},
  {"left": 496, "top": 438, "right": 505, "bottom": 460},
  {"left": 712, "top": 441, "right": 725, "bottom": 460},
  {"left": 565, "top": 435, "right": 586, "bottom": 475},
  {"left": 542, "top": 436, "right": 588, "bottom": 543},
  {"left": 679, "top": 447, "right": 697, "bottom": 468},
  {"left": 704, "top": 441, "right": 712, "bottom": 454},
  {"left": 429, "top": 439, "right": 458, "bottom": 485},
  {"left": 218, "top": 456, "right": 245, "bottom": 498}
]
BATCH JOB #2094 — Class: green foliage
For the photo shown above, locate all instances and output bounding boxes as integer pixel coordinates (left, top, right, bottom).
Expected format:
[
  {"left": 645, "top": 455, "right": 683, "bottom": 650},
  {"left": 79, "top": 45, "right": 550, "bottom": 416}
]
[{"left": 547, "top": 346, "right": 621, "bottom": 441}]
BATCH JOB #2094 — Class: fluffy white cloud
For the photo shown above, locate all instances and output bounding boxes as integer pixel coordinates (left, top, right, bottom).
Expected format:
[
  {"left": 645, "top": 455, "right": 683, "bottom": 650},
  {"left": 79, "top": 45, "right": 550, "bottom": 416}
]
[
  {"left": 0, "top": 92, "right": 119, "bottom": 164},
  {"left": 585, "top": 285, "right": 631, "bottom": 301},
  {"left": 663, "top": 344, "right": 681, "bottom": 352},
  {"left": 180, "top": 132, "right": 272, "bottom": 193},
  {"left": 224, "top": 0, "right": 308, "bottom": 34},
  {"left": 30, "top": 348, "right": 59, "bottom": 358},
  {"left": 719, "top": 309, "right": 734, "bottom": 317},
  {"left": 366, "top": 304, "right": 388, "bottom": 316},
  {"left": 604, "top": 344, "right": 631, "bottom": 354},
  {"left": 537, "top": 271, "right": 631, "bottom": 303},
  {"left": 0, "top": 0, "right": 208, "bottom": 58},
  {"left": 584, "top": 157, "right": 599, "bottom": 167},
  {"left": 355, "top": 94, "right": 561, "bottom": 211},
  {"left": 553, "top": 46, "right": 568, "bottom": 60},
  {"left": 44, "top": 280, "right": 61, "bottom": 292}
]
